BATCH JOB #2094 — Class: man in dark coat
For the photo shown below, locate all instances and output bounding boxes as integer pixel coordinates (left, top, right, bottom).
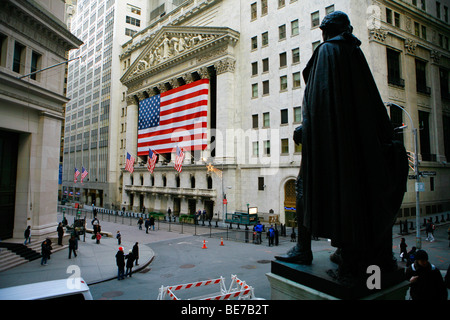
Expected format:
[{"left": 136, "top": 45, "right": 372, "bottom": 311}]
[
  {"left": 116, "top": 247, "right": 125, "bottom": 280},
  {"left": 276, "top": 11, "right": 408, "bottom": 278},
  {"left": 405, "top": 250, "right": 447, "bottom": 300}
]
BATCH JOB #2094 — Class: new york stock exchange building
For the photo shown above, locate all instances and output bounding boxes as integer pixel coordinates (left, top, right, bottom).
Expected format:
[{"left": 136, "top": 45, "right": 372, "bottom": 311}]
[{"left": 119, "top": 24, "right": 301, "bottom": 225}]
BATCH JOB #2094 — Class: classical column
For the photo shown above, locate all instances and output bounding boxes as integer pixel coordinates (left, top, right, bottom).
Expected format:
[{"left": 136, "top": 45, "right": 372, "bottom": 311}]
[
  {"left": 430, "top": 51, "right": 446, "bottom": 163},
  {"left": 14, "top": 112, "right": 62, "bottom": 240},
  {"left": 213, "top": 58, "right": 236, "bottom": 164},
  {"left": 126, "top": 95, "right": 139, "bottom": 158}
]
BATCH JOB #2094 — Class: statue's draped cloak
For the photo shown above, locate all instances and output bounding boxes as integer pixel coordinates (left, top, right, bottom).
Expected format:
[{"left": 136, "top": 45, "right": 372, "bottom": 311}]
[{"left": 300, "top": 33, "right": 408, "bottom": 255}]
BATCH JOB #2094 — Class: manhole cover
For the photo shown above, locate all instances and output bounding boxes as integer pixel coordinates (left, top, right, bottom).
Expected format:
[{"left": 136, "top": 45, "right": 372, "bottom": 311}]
[
  {"left": 102, "top": 291, "right": 124, "bottom": 298},
  {"left": 241, "top": 265, "right": 257, "bottom": 269},
  {"left": 180, "top": 264, "right": 195, "bottom": 269},
  {"left": 257, "top": 260, "right": 271, "bottom": 264}
]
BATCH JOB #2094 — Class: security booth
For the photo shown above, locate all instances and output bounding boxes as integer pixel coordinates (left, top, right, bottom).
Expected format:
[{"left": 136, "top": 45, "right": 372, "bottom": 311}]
[{"left": 225, "top": 208, "right": 258, "bottom": 229}]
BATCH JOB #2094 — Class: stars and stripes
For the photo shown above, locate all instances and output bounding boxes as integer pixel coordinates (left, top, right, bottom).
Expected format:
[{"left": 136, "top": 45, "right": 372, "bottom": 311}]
[
  {"left": 74, "top": 168, "right": 80, "bottom": 183},
  {"left": 137, "top": 79, "right": 209, "bottom": 156},
  {"left": 147, "top": 149, "right": 157, "bottom": 173},
  {"left": 174, "top": 146, "right": 185, "bottom": 173},
  {"left": 125, "top": 152, "right": 135, "bottom": 173},
  {"left": 81, "top": 167, "right": 88, "bottom": 183}
]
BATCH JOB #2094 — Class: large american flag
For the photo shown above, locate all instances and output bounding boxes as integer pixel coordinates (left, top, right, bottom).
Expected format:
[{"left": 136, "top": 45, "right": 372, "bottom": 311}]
[
  {"left": 147, "top": 149, "right": 157, "bottom": 173},
  {"left": 174, "top": 146, "right": 185, "bottom": 173},
  {"left": 74, "top": 168, "right": 80, "bottom": 183},
  {"left": 125, "top": 152, "right": 135, "bottom": 173},
  {"left": 137, "top": 79, "right": 209, "bottom": 156},
  {"left": 81, "top": 167, "right": 88, "bottom": 183}
]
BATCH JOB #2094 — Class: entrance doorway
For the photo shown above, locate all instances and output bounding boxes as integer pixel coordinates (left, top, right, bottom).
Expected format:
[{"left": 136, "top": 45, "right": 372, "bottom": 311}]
[
  {"left": 0, "top": 131, "right": 19, "bottom": 239},
  {"left": 284, "top": 179, "right": 296, "bottom": 227}
]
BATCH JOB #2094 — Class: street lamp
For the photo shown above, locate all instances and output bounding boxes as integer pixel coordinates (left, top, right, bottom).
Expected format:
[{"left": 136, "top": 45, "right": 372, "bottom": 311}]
[{"left": 385, "top": 102, "right": 421, "bottom": 249}]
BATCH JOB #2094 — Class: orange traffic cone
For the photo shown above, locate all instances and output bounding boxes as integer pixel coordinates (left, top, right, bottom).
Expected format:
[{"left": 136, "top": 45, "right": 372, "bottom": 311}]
[
  {"left": 220, "top": 238, "right": 224, "bottom": 246},
  {"left": 202, "top": 239, "right": 207, "bottom": 249}
]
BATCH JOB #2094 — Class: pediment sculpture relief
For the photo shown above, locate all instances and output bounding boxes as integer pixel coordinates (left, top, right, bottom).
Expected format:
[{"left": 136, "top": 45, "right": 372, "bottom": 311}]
[{"left": 130, "top": 33, "right": 216, "bottom": 77}]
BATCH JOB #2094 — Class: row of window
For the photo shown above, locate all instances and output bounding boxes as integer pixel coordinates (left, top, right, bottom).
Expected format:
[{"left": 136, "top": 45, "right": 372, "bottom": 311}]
[
  {"left": 412, "top": 0, "right": 449, "bottom": 23},
  {"left": 386, "top": 6, "right": 449, "bottom": 50},
  {"left": 386, "top": 48, "right": 450, "bottom": 99},
  {"left": 0, "top": 35, "right": 43, "bottom": 81},
  {"left": 252, "top": 107, "right": 302, "bottom": 129},
  {"left": 251, "top": 0, "right": 334, "bottom": 26},
  {"left": 251, "top": 72, "right": 301, "bottom": 98}
]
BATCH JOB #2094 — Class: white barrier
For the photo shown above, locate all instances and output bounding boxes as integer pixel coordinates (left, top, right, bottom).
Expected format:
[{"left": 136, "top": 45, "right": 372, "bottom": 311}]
[{"left": 157, "top": 275, "right": 257, "bottom": 300}]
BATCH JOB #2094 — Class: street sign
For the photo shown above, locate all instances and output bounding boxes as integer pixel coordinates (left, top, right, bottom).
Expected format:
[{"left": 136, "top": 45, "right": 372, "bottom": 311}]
[
  {"left": 420, "top": 171, "right": 436, "bottom": 177},
  {"left": 415, "top": 182, "right": 425, "bottom": 192}
]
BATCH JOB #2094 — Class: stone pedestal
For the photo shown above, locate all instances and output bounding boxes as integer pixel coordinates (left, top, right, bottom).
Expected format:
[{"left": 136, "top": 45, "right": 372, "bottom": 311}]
[{"left": 266, "top": 250, "right": 409, "bottom": 300}]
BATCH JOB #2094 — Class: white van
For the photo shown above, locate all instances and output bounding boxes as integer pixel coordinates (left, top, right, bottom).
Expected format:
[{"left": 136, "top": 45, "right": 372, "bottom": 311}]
[{"left": 0, "top": 278, "right": 93, "bottom": 300}]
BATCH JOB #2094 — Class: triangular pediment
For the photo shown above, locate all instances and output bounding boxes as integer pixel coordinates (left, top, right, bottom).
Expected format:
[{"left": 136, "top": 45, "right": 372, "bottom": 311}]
[{"left": 121, "top": 26, "right": 239, "bottom": 85}]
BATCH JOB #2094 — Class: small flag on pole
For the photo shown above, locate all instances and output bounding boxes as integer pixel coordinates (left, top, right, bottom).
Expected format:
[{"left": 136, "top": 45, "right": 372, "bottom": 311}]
[
  {"left": 174, "top": 146, "right": 185, "bottom": 173},
  {"left": 74, "top": 168, "right": 80, "bottom": 183},
  {"left": 81, "top": 167, "right": 88, "bottom": 183},
  {"left": 125, "top": 152, "right": 135, "bottom": 173},
  {"left": 147, "top": 149, "right": 157, "bottom": 173}
]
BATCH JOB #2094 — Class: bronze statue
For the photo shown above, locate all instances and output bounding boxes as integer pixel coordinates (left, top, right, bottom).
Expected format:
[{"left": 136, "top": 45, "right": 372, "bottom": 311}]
[{"left": 276, "top": 11, "right": 408, "bottom": 280}]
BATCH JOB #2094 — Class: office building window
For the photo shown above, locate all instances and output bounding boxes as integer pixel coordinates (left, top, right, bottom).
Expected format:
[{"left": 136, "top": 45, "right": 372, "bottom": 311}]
[
  {"left": 252, "top": 114, "right": 259, "bottom": 128},
  {"left": 261, "top": 0, "right": 268, "bottom": 16},
  {"left": 263, "top": 80, "right": 269, "bottom": 95},
  {"left": 252, "top": 83, "right": 258, "bottom": 98},
  {"left": 416, "top": 59, "right": 430, "bottom": 94},
  {"left": 264, "top": 141, "right": 271, "bottom": 155},
  {"left": 293, "top": 72, "right": 301, "bottom": 88},
  {"left": 279, "top": 24, "right": 286, "bottom": 40},
  {"left": 280, "top": 75, "right": 288, "bottom": 91},
  {"left": 262, "top": 31, "right": 269, "bottom": 46},
  {"left": 326, "top": 5, "right": 335, "bottom": 15},
  {"left": 252, "top": 62, "right": 258, "bottom": 75},
  {"left": 421, "top": 0, "right": 427, "bottom": 11},
  {"left": 281, "top": 109, "right": 288, "bottom": 124},
  {"left": 394, "top": 12, "right": 401, "bottom": 27},
  {"left": 311, "top": 11, "right": 320, "bottom": 28},
  {"left": 386, "top": 8, "right": 393, "bottom": 24},
  {"left": 263, "top": 112, "right": 270, "bottom": 127},
  {"left": 291, "top": 19, "right": 299, "bottom": 36},
  {"left": 30, "top": 51, "right": 42, "bottom": 81},
  {"left": 281, "top": 139, "right": 289, "bottom": 154},
  {"left": 294, "top": 106, "right": 302, "bottom": 123},
  {"left": 280, "top": 52, "right": 287, "bottom": 68},
  {"left": 258, "top": 177, "right": 265, "bottom": 190},
  {"left": 251, "top": 3, "right": 257, "bottom": 20},
  {"left": 126, "top": 16, "right": 140, "bottom": 27},
  {"left": 253, "top": 142, "right": 259, "bottom": 156},
  {"left": 251, "top": 36, "right": 258, "bottom": 50},
  {"left": 262, "top": 58, "right": 269, "bottom": 72},
  {"left": 419, "top": 110, "right": 432, "bottom": 161},
  {"left": 13, "top": 41, "right": 25, "bottom": 74},
  {"left": 387, "top": 49, "right": 404, "bottom": 87},
  {"left": 292, "top": 48, "right": 300, "bottom": 64}
]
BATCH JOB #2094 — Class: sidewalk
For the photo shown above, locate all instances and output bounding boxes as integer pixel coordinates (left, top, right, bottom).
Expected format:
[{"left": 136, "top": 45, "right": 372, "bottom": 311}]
[
  {"left": 0, "top": 211, "right": 448, "bottom": 293},
  {"left": 0, "top": 213, "right": 192, "bottom": 289}
]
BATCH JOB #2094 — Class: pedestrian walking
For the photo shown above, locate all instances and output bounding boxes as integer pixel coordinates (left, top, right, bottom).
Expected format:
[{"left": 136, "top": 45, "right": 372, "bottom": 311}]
[
  {"left": 145, "top": 218, "right": 150, "bottom": 233},
  {"left": 96, "top": 232, "right": 101, "bottom": 244},
  {"left": 137, "top": 217, "right": 143, "bottom": 230},
  {"left": 40, "top": 239, "right": 52, "bottom": 266},
  {"left": 132, "top": 242, "right": 139, "bottom": 266},
  {"left": 425, "top": 219, "right": 435, "bottom": 242},
  {"left": 116, "top": 247, "right": 125, "bottom": 280},
  {"left": 116, "top": 230, "right": 122, "bottom": 244},
  {"left": 150, "top": 215, "right": 155, "bottom": 231},
  {"left": 400, "top": 237, "right": 408, "bottom": 262},
  {"left": 254, "top": 221, "right": 263, "bottom": 244},
  {"left": 125, "top": 249, "right": 135, "bottom": 277},
  {"left": 24, "top": 226, "right": 31, "bottom": 245},
  {"left": 57, "top": 223, "right": 64, "bottom": 245},
  {"left": 405, "top": 249, "right": 447, "bottom": 300},
  {"left": 68, "top": 235, "right": 77, "bottom": 259},
  {"left": 268, "top": 225, "right": 275, "bottom": 247}
]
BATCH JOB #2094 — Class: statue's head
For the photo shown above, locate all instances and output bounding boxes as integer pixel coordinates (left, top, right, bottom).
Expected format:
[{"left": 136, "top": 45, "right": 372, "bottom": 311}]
[{"left": 320, "top": 11, "right": 353, "bottom": 40}]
